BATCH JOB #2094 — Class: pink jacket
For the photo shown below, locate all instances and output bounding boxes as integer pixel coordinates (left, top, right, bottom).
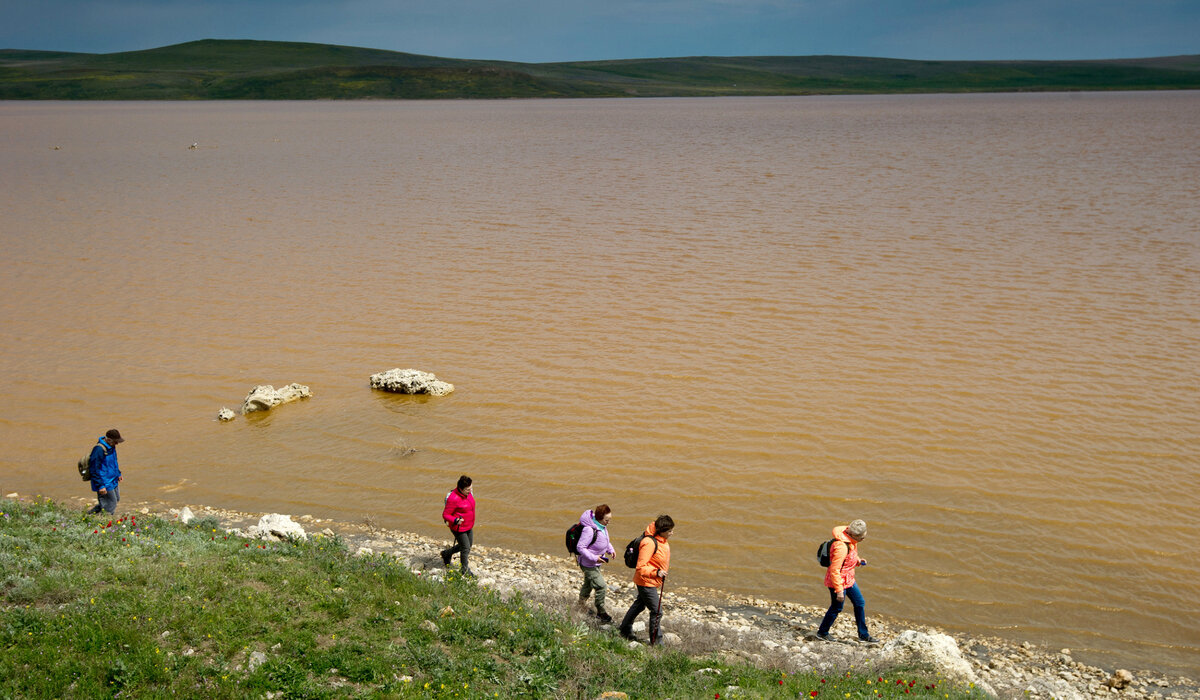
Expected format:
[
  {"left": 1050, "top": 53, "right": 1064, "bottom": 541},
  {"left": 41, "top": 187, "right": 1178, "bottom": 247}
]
[
  {"left": 576, "top": 509, "right": 616, "bottom": 568},
  {"left": 442, "top": 489, "right": 475, "bottom": 533},
  {"left": 823, "top": 525, "right": 861, "bottom": 593}
]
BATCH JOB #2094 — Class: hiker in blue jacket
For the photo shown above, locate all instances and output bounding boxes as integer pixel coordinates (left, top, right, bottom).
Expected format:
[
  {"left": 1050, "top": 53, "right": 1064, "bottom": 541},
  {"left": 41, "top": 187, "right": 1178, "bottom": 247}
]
[{"left": 87, "top": 429, "right": 125, "bottom": 515}]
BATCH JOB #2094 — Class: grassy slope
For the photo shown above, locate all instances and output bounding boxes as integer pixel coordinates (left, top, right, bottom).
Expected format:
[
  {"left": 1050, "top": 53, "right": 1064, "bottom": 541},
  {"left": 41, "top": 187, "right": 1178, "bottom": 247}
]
[
  {"left": 1, "top": 40, "right": 1199, "bottom": 99},
  {"left": 0, "top": 498, "right": 983, "bottom": 698}
]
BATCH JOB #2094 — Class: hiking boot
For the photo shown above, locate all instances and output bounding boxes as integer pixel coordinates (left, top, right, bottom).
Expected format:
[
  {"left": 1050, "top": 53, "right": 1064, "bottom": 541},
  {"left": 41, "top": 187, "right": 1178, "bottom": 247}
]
[
  {"left": 816, "top": 632, "right": 836, "bottom": 642},
  {"left": 618, "top": 629, "right": 637, "bottom": 642},
  {"left": 859, "top": 634, "right": 880, "bottom": 644},
  {"left": 441, "top": 549, "right": 452, "bottom": 566},
  {"left": 596, "top": 610, "right": 613, "bottom": 624},
  {"left": 461, "top": 569, "right": 476, "bottom": 579}
]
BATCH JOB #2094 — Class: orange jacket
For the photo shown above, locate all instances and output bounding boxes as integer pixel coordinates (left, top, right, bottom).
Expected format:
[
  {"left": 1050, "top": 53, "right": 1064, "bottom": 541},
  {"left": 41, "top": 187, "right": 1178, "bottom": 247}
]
[
  {"left": 823, "top": 525, "right": 861, "bottom": 593},
  {"left": 633, "top": 521, "right": 671, "bottom": 588}
]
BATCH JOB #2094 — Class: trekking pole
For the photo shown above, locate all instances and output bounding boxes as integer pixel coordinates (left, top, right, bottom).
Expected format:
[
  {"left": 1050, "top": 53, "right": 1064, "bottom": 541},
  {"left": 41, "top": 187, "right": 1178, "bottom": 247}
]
[{"left": 652, "top": 576, "right": 666, "bottom": 645}]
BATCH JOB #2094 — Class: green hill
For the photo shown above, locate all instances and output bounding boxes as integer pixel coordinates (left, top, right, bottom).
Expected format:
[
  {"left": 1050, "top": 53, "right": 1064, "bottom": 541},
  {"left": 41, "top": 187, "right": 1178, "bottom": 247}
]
[{"left": 2, "top": 39, "right": 1199, "bottom": 99}]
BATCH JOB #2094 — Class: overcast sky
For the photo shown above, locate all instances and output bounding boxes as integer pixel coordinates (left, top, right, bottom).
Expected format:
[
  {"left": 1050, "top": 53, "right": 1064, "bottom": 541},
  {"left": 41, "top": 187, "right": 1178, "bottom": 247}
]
[{"left": 2, "top": 0, "right": 1197, "bottom": 62}]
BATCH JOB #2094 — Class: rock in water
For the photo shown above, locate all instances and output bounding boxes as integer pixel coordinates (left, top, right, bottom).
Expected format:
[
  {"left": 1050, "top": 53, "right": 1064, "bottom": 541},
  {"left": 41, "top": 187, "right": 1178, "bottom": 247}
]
[
  {"left": 369, "top": 368, "right": 454, "bottom": 396},
  {"left": 217, "top": 407, "right": 236, "bottom": 422},
  {"left": 241, "top": 383, "right": 312, "bottom": 413}
]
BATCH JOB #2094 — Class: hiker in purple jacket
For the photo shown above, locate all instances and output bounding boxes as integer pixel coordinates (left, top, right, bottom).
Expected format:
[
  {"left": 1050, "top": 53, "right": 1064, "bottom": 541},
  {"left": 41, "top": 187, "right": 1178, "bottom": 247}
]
[{"left": 576, "top": 504, "right": 617, "bottom": 623}]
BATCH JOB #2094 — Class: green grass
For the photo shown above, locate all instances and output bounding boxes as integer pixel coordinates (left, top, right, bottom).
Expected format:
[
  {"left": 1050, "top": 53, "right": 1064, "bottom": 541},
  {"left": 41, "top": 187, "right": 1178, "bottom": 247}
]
[
  {"left": 0, "top": 497, "right": 985, "bottom": 698},
  {"left": 1, "top": 40, "right": 1199, "bottom": 99}
]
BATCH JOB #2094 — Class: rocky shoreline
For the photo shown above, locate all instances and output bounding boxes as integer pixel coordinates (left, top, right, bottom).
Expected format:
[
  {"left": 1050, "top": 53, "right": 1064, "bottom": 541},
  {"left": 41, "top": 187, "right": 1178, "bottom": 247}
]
[{"left": 37, "top": 494, "right": 1200, "bottom": 700}]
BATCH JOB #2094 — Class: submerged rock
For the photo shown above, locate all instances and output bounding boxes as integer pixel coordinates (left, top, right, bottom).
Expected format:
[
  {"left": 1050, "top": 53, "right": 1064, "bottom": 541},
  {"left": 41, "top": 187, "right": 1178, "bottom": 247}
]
[
  {"left": 369, "top": 368, "right": 454, "bottom": 396},
  {"left": 241, "top": 383, "right": 312, "bottom": 413},
  {"left": 217, "top": 407, "right": 236, "bottom": 422}
]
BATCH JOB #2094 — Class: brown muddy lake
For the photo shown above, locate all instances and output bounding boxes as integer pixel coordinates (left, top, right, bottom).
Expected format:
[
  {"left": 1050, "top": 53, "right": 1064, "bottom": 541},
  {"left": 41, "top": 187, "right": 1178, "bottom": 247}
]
[{"left": 1, "top": 93, "right": 1197, "bottom": 675}]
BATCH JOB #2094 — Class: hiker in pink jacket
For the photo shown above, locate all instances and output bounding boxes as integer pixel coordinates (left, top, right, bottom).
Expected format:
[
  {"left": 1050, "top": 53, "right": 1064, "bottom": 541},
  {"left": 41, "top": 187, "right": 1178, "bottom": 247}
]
[
  {"left": 575, "top": 505, "right": 617, "bottom": 623},
  {"left": 440, "top": 475, "right": 476, "bottom": 577}
]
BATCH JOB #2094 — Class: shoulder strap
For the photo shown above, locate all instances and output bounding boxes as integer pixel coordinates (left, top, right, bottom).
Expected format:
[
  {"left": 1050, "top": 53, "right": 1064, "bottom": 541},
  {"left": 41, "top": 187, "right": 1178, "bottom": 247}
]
[{"left": 587, "top": 527, "right": 597, "bottom": 548}]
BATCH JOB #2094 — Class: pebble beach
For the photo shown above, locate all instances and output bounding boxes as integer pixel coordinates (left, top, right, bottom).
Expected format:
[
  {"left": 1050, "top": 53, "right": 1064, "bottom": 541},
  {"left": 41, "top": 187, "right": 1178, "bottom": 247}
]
[{"left": 31, "top": 493, "right": 1195, "bottom": 700}]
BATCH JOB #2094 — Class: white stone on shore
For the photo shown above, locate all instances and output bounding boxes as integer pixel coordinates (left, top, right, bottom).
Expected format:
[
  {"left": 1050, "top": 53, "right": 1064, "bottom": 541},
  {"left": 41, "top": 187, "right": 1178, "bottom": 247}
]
[
  {"left": 369, "top": 368, "right": 454, "bottom": 396},
  {"left": 1107, "top": 669, "right": 1134, "bottom": 689},
  {"left": 241, "top": 383, "right": 312, "bottom": 413},
  {"left": 245, "top": 513, "right": 307, "bottom": 541},
  {"left": 217, "top": 407, "right": 236, "bottom": 422},
  {"left": 179, "top": 507, "right": 195, "bottom": 524},
  {"left": 882, "top": 630, "right": 977, "bottom": 683}
]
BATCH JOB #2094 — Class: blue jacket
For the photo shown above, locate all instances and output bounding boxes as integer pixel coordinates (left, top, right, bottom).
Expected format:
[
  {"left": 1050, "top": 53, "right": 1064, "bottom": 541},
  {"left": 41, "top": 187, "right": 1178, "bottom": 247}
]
[{"left": 89, "top": 437, "right": 120, "bottom": 492}]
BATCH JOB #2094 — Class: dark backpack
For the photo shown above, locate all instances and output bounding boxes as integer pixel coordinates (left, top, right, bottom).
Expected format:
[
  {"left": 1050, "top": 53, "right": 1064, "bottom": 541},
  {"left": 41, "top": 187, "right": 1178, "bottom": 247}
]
[
  {"left": 817, "top": 538, "right": 842, "bottom": 567},
  {"left": 623, "top": 534, "right": 658, "bottom": 568},
  {"left": 77, "top": 443, "right": 108, "bottom": 482},
  {"left": 565, "top": 522, "right": 597, "bottom": 555}
]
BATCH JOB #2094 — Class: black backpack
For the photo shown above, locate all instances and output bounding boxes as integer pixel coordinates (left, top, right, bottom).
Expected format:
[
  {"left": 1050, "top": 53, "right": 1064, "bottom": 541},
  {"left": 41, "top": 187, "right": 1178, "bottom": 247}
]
[
  {"left": 565, "top": 522, "right": 597, "bottom": 555},
  {"left": 623, "top": 534, "right": 658, "bottom": 568},
  {"left": 817, "top": 538, "right": 842, "bottom": 567},
  {"left": 77, "top": 442, "right": 108, "bottom": 482}
]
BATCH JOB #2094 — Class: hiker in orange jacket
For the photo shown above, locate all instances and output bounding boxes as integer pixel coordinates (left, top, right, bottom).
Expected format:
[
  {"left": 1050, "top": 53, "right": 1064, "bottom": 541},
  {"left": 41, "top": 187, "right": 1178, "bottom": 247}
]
[
  {"left": 618, "top": 514, "right": 673, "bottom": 644},
  {"left": 817, "top": 519, "right": 878, "bottom": 643}
]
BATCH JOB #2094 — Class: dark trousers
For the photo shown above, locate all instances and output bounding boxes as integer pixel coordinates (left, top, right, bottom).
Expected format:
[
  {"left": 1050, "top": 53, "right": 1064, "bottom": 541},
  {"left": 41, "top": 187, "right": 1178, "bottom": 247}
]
[
  {"left": 88, "top": 486, "right": 119, "bottom": 515},
  {"left": 619, "top": 585, "right": 662, "bottom": 643},
  {"left": 445, "top": 528, "right": 473, "bottom": 572},
  {"left": 818, "top": 583, "right": 870, "bottom": 639}
]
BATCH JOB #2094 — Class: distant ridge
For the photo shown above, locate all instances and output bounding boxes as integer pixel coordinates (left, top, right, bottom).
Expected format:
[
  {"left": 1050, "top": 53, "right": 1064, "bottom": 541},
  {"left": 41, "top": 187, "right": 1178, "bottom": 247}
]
[{"left": 2, "top": 39, "right": 1198, "bottom": 99}]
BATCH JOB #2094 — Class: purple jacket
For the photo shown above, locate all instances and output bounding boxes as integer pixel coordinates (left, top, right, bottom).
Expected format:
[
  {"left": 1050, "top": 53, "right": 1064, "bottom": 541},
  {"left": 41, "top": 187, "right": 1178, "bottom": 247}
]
[{"left": 576, "top": 509, "right": 615, "bottom": 568}]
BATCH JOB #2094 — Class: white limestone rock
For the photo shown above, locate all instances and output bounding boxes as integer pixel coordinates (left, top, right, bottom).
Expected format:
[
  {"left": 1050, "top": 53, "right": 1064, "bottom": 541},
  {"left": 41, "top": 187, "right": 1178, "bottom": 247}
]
[
  {"left": 881, "top": 630, "right": 978, "bottom": 684},
  {"left": 1106, "top": 669, "right": 1134, "bottom": 689},
  {"left": 369, "top": 368, "right": 454, "bottom": 396},
  {"left": 245, "top": 513, "right": 308, "bottom": 542},
  {"left": 241, "top": 383, "right": 312, "bottom": 413},
  {"left": 179, "top": 506, "right": 195, "bottom": 524},
  {"left": 217, "top": 407, "right": 236, "bottom": 422}
]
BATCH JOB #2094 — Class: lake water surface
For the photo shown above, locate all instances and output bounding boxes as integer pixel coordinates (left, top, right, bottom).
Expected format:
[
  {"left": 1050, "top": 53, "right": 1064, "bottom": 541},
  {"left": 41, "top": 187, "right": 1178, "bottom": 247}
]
[{"left": 1, "top": 93, "right": 1197, "bottom": 675}]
